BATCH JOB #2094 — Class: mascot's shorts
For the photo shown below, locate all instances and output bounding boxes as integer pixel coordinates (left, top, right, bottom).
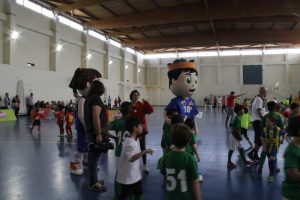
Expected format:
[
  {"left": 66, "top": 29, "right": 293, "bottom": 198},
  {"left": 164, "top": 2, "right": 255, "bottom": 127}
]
[{"left": 77, "top": 130, "right": 87, "bottom": 153}]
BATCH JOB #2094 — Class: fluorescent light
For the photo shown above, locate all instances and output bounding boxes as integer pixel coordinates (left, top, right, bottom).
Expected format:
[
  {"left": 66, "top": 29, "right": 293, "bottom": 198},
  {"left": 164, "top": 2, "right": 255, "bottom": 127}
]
[
  {"left": 87, "top": 53, "right": 92, "bottom": 59},
  {"left": 11, "top": 31, "right": 19, "bottom": 39},
  {"left": 56, "top": 44, "right": 62, "bottom": 51},
  {"left": 126, "top": 47, "right": 136, "bottom": 54},
  {"left": 109, "top": 60, "right": 113, "bottom": 65},
  {"left": 138, "top": 68, "right": 141, "bottom": 72},
  {"left": 125, "top": 65, "right": 128, "bottom": 69}
]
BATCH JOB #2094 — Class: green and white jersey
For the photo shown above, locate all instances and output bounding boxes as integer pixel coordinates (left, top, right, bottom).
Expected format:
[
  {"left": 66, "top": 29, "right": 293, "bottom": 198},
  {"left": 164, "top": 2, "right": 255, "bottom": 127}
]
[
  {"left": 160, "top": 151, "right": 199, "bottom": 200},
  {"left": 108, "top": 118, "right": 130, "bottom": 157}
]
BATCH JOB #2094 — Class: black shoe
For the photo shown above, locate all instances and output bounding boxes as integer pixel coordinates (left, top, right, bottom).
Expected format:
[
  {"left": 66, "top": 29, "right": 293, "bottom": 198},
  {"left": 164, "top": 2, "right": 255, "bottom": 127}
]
[{"left": 274, "top": 168, "right": 280, "bottom": 174}]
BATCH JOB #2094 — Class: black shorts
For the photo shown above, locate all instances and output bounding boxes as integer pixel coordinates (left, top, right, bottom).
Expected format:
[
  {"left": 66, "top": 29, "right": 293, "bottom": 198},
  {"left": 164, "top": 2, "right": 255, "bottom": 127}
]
[
  {"left": 253, "top": 120, "right": 262, "bottom": 146},
  {"left": 33, "top": 120, "right": 41, "bottom": 126},
  {"left": 241, "top": 128, "right": 248, "bottom": 137},
  {"left": 119, "top": 180, "right": 142, "bottom": 199}
]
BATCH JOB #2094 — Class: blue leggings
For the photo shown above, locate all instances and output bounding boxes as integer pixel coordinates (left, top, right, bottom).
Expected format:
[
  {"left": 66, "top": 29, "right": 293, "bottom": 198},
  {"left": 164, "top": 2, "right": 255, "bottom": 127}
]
[{"left": 77, "top": 130, "right": 87, "bottom": 153}]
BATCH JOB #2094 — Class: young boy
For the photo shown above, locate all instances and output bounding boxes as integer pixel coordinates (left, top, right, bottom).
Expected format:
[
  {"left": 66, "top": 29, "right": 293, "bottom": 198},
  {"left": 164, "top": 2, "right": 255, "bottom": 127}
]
[
  {"left": 116, "top": 116, "right": 153, "bottom": 200},
  {"left": 281, "top": 115, "right": 300, "bottom": 200},
  {"left": 160, "top": 123, "right": 201, "bottom": 200},
  {"left": 56, "top": 105, "right": 65, "bottom": 137},
  {"left": 241, "top": 107, "right": 253, "bottom": 147},
  {"left": 227, "top": 105, "right": 252, "bottom": 169},
  {"left": 65, "top": 108, "right": 74, "bottom": 137},
  {"left": 161, "top": 109, "right": 179, "bottom": 153},
  {"left": 258, "top": 117, "right": 286, "bottom": 182},
  {"left": 184, "top": 117, "right": 203, "bottom": 182},
  {"left": 30, "top": 108, "right": 41, "bottom": 133},
  {"left": 106, "top": 102, "right": 132, "bottom": 200}
]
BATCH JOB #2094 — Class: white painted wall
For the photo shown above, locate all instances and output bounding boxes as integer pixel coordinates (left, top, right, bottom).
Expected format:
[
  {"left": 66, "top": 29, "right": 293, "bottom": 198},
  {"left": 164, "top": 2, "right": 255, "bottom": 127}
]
[{"left": 147, "top": 55, "right": 300, "bottom": 106}]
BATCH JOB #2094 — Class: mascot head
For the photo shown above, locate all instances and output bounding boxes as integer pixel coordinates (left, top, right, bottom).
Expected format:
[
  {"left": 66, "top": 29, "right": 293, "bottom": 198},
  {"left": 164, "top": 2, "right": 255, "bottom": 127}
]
[
  {"left": 167, "top": 59, "right": 198, "bottom": 98},
  {"left": 69, "top": 68, "right": 102, "bottom": 97}
]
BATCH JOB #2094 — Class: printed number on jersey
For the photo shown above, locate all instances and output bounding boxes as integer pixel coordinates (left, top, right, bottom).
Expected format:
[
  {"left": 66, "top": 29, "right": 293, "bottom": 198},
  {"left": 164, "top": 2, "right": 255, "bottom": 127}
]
[{"left": 166, "top": 168, "right": 187, "bottom": 192}]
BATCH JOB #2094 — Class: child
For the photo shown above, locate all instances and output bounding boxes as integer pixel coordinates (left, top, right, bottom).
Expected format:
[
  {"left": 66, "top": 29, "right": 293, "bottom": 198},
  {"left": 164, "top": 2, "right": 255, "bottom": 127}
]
[
  {"left": 30, "top": 108, "right": 41, "bottom": 133},
  {"left": 241, "top": 107, "right": 253, "bottom": 147},
  {"left": 221, "top": 96, "right": 226, "bottom": 113},
  {"left": 161, "top": 109, "right": 179, "bottom": 153},
  {"left": 227, "top": 105, "right": 252, "bottom": 169},
  {"left": 258, "top": 117, "right": 286, "bottom": 182},
  {"left": 114, "top": 98, "right": 118, "bottom": 108},
  {"left": 281, "top": 115, "right": 300, "bottom": 199},
  {"left": 56, "top": 105, "right": 65, "bottom": 137},
  {"left": 116, "top": 116, "right": 153, "bottom": 200},
  {"left": 106, "top": 101, "right": 132, "bottom": 200},
  {"left": 65, "top": 108, "right": 74, "bottom": 137},
  {"left": 184, "top": 117, "right": 203, "bottom": 181},
  {"left": 160, "top": 124, "right": 201, "bottom": 200}
]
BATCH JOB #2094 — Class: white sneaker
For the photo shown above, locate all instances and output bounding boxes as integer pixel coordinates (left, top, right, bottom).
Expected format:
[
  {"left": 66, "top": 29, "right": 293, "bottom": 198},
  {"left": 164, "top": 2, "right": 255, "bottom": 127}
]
[
  {"left": 143, "top": 165, "right": 150, "bottom": 173},
  {"left": 199, "top": 175, "right": 203, "bottom": 182},
  {"left": 70, "top": 162, "right": 83, "bottom": 176}
]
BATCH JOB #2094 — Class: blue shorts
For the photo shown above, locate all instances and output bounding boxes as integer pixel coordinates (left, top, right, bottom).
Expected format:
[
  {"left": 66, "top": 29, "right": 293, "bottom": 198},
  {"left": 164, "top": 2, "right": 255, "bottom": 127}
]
[
  {"left": 77, "top": 130, "right": 87, "bottom": 153},
  {"left": 267, "top": 151, "right": 277, "bottom": 158}
]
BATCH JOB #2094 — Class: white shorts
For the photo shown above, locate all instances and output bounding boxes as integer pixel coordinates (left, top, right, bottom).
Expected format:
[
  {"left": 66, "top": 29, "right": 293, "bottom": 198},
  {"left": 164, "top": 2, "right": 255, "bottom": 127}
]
[{"left": 229, "top": 135, "right": 242, "bottom": 151}]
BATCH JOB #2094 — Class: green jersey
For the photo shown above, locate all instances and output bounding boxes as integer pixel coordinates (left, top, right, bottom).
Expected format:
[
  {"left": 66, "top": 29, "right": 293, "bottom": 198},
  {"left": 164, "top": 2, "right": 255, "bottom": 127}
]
[
  {"left": 241, "top": 113, "right": 252, "bottom": 129},
  {"left": 232, "top": 115, "right": 242, "bottom": 141},
  {"left": 108, "top": 118, "right": 129, "bottom": 157},
  {"left": 160, "top": 151, "right": 199, "bottom": 200},
  {"left": 185, "top": 132, "right": 196, "bottom": 161},
  {"left": 161, "top": 122, "right": 172, "bottom": 149},
  {"left": 261, "top": 112, "right": 285, "bottom": 129},
  {"left": 281, "top": 143, "right": 300, "bottom": 200}
]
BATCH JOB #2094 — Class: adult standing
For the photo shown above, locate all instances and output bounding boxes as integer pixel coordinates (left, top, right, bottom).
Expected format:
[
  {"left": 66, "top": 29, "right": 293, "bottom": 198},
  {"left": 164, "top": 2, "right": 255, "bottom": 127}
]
[
  {"left": 84, "top": 80, "right": 107, "bottom": 191},
  {"left": 4, "top": 93, "right": 11, "bottom": 109},
  {"left": 291, "top": 91, "right": 300, "bottom": 105},
  {"left": 130, "top": 90, "right": 154, "bottom": 172},
  {"left": 12, "top": 95, "right": 20, "bottom": 118},
  {"left": 225, "top": 91, "right": 247, "bottom": 126},
  {"left": 26, "top": 93, "right": 34, "bottom": 116},
  {"left": 248, "top": 87, "right": 267, "bottom": 161}
]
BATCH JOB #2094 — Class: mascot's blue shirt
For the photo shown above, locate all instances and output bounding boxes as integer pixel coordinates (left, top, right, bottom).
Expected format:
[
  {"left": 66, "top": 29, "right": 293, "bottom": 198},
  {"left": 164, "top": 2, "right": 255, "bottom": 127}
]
[{"left": 165, "top": 96, "right": 199, "bottom": 119}]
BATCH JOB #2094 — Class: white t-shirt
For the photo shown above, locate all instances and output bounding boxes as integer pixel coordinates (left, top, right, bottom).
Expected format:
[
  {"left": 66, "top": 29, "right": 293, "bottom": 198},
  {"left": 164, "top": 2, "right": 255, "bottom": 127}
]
[
  {"left": 251, "top": 95, "right": 265, "bottom": 121},
  {"left": 117, "top": 137, "right": 143, "bottom": 185}
]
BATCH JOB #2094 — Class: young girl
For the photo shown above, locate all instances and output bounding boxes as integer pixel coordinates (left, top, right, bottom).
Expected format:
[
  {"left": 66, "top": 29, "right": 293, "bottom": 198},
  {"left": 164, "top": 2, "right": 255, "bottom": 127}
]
[
  {"left": 281, "top": 115, "right": 300, "bottom": 199},
  {"left": 30, "top": 108, "right": 41, "bottom": 133},
  {"left": 65, "top": 108, "right": 74, "bottom": 137},
  {"left": 56, "top": 105, "right": 65, "bottom": 137}
]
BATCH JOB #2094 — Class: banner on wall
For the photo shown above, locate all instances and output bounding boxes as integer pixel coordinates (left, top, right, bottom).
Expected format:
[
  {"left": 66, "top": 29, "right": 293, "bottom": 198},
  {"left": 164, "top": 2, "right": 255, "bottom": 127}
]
[{"left": 0, "top": 109, "right": 17, "bottom": 122}]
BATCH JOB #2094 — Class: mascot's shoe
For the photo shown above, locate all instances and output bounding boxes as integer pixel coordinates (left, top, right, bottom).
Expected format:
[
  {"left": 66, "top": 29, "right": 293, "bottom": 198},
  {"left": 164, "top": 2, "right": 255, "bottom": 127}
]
[{"left": 70, "top": 162, "right": 83, "bottom": 176}]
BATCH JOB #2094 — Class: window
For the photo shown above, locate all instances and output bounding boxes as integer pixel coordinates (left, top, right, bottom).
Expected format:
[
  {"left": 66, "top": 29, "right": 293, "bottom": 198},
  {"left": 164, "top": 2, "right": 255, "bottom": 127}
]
[
  {"left": 110, "top": 39, "right": 121, "bottom": 48},
  {"left": 16, "top": 0, "right": 24, "bottom": 5},
  {"left": 88, "top": 30, "right": 107, "bottom": 41},
  {"left": 70, "top": 21, "right": 83, "bottom": 31},
  {"left": 41, "top": 7, "right": 54, "bottom": 19},
  {"left": 24, "top": 0, "right": 42, "bottom": 13},
  {"left": 126, "top": 47, "right": 136, "bottom": 54}
]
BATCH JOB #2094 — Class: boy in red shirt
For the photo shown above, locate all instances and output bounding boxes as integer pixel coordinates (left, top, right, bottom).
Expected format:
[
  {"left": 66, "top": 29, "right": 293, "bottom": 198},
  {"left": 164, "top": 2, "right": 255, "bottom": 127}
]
[
  {"left": 56, "top": 105, "right": 65, "bottom": 137},
  {"left": 65, "top": 108, "right": 74, "bottom": 137},
  {"left": 30, "top": 108, "right": 42, "bottom": 133}
]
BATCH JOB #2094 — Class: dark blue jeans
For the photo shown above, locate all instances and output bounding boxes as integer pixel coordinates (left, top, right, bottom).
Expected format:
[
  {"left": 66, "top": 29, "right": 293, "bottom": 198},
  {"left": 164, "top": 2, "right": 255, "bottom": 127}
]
[{"left": 88, "top": 150, "right": 101, "bottom": 186}]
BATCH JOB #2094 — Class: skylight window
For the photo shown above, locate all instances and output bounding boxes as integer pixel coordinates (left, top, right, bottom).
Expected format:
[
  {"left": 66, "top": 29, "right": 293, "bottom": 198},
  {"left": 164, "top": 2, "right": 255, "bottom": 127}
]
[
  {"left": 88, "top": 30, "right": 107, "bottom": 41},
  {"left": 110, "top": 39, "right": 122, "bottom": 48}
]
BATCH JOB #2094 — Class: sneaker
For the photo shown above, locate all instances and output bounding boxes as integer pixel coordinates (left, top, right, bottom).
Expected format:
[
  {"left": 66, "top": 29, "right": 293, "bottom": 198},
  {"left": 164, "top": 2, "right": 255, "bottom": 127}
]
[
  {"left": 70, "top": 162, "right": 83, "bottom": 176},
  {"left": 268, "top": 176, "right": 274, "bottom": 182},
  {"left": 198, "top": 174, "right": 203, "bottom": 182},
  {"left": 88, "top": 182, "right": 107, "bottom": 192},
  {"left": 244, "top": 161, "right": 253, "bottom": 167},
  {"left": 143, "top": 165, "right": 150, "bottom": 173},
  {"left": 274, "top": 168, "right": 280, "bottom": 174},
  {"left": 227, "top": 162, "right": 237, "bottom": 169},
  {"left": 257, "top": 166, "right": 263, "bottom": 173}
]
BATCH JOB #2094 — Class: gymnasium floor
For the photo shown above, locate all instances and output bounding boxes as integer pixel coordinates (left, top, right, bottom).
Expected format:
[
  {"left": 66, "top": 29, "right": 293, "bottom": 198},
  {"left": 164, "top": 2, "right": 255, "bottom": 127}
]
[{"left": 0, "top": 106, "right": 287, "bottom": 200}]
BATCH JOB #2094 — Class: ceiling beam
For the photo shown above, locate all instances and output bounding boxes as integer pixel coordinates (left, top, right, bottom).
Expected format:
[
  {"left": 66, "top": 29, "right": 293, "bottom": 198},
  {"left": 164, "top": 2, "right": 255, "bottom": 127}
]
[
  {"left": 108, "top": 16, "right": 300, "bottom": 36},
  {"left": 87, "top": 0, "right": 300, "bottom": 29},
  {"left": 124, "top": 29, "right": 300, "bottom": 48},
  {"left": 57, "top": 0, "right": 113, "bottom": 13}
]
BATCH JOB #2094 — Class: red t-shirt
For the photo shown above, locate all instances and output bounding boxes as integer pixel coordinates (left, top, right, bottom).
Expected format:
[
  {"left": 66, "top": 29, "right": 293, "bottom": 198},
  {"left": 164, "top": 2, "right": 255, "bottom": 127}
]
[
  {"left": 33, "top": 113, "right": 41, "bottom": 121},
  {"left": 227, "top": 95, "right": 235, "bottom": 107},
  {"left": 130, "top": 101, "right": 154, "bottom": 130},
  {"left": 56, "top": 111, "right": 65, "bottom": 125},
  {"left": 65, "top": 112, "right": 74, "bottom": 126}
]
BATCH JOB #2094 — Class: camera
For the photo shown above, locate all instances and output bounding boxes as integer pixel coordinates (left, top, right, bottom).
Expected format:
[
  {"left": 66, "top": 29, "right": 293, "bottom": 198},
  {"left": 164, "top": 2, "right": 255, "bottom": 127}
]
[{"left": 88, "top": 136, "right": 114, "bottom": 153}]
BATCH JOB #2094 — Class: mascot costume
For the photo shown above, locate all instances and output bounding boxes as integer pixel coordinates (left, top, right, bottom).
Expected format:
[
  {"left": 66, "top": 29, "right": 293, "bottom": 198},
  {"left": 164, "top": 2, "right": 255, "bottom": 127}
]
[
  {"left": 68, "top": 68, "right": 102, "bottom": 176},
  {"left": 165, "top": 58, "right": 199, "bottom": 124}
]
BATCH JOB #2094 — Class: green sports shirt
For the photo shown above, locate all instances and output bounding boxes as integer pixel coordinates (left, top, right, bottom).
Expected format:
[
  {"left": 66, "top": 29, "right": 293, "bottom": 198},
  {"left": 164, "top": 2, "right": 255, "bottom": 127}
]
[
  {"left": 232, "top": 115, "right": 242, "bottom": 141},
  {"left": 108, "top": 118, "right": 129, "bottom": 157},
  {"left": 160, "top": 151, "right": 199, "bottom": 200},
  {"left": 161, "top": 122, "right": 172, "bottom": 149},
  {"left": 281, "top": 143, "right": 300, "bottom": 200},
  {"left": 261, "top": 112, "right": 285, "bottom": 129}
]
